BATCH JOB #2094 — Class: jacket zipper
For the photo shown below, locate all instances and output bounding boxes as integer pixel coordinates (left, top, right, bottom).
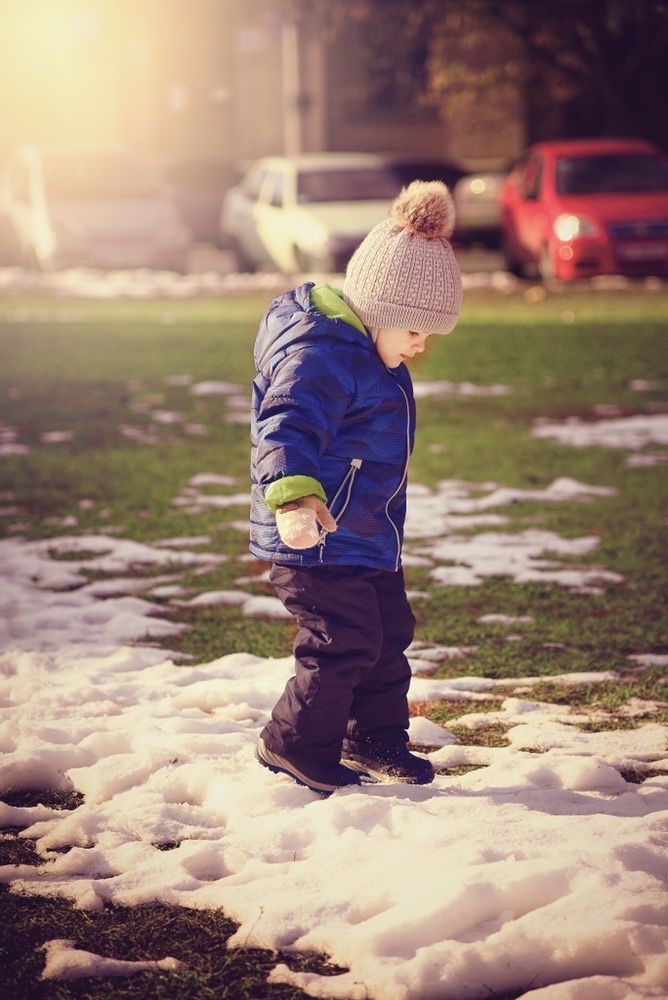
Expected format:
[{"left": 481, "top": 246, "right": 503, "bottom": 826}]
[
  {"left": 385, "top": 382, "right": 411, "bottom": 571},
  {"left": 318, "top": 458, "right": 363, "bottom": 562}
]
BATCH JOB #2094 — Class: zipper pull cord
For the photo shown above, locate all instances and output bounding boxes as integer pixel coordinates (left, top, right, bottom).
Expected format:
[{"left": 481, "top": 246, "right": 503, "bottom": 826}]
[{"left": 318, "top": 458, "right": 363, "bottom": 552}]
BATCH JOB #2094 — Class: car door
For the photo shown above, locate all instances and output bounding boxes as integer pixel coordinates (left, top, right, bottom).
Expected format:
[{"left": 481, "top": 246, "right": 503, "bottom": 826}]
[
  {"left": 255, "top": 167, "right": 295, "bottom": 272},
  {"left": 515, "top": 153, "right": 547, "bottom": 258},
  {"left": 3, "top": 152, "right": 39, "bottom": 263},
  {"left": 229, "top": 164, "right": 271, "bottom": 264}
]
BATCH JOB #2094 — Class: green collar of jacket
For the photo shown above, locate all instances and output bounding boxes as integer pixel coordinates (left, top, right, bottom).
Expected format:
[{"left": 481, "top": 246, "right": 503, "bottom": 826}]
[{"left": 310, "top": 283, "right": 368, "bottom": 336}]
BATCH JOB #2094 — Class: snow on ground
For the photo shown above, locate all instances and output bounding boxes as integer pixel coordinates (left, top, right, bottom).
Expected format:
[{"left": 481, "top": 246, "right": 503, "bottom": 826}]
[
  {"left": 0, "top": 470, "right": 667, "bottom": 998},
  {"left": 40, "top": 939, "right": 182, "bottom": 980},
  {"left": 164, "top": 475, "right": 622, "bottom": 595},
  {"left": 0, "top": 265, "right": 523, "bottom": 301},
  {"left": 0, "top": 642, "right": 666, "bottom": 999},
  {"left": 532, "top": 414, "right": 668, "bottom": 451},
  {"left": 412, "top": 380, "right": 510, "bottom": 398},
  {"left": 0, "top": 534, "right": 224, "bottom": 656}
]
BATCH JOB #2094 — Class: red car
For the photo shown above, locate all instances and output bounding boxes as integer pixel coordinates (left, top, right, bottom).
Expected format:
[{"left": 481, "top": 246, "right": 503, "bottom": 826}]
[{"left": 499, "top": 138, "right": 668, "bottom": 281}]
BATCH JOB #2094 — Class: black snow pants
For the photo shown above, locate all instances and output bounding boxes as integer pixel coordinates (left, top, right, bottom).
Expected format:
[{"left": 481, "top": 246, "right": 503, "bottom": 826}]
[{"left": 260, "top": 563, "right": 416, "bottom": 765}]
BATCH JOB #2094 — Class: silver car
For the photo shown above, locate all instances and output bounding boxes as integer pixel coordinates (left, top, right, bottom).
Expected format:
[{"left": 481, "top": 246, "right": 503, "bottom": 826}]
[
  {"left": 220, "top": 152, "right": 401, "bottom": 273},
  {"left": 0, "top": 146, "right": 192, "bottom": 271}
]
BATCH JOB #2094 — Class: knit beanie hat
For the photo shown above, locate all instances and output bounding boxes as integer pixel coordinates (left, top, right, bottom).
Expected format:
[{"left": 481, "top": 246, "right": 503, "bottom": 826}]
[{"left": 342, "top": 180, "right": 462, "bottom": 335}]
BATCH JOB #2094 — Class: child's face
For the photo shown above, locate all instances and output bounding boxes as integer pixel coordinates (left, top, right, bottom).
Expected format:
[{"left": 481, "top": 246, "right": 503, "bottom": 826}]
[{"left": 373, "top": 328, "right": 432, "bottom": 369}]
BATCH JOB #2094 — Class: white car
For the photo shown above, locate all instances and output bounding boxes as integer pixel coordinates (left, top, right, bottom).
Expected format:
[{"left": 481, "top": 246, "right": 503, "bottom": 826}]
[
  {"left": 0, "top": 146, "right": 192, "bottom": 271},
  {"left": 220, "top": 153, "right": 401, "bottom": 273},
  {"left": 452, "top": 169, "right": 507, "bottom": 245}
]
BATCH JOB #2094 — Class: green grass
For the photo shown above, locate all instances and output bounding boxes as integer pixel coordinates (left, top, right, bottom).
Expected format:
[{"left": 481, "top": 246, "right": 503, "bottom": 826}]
[
  {"left": 1, "top": 284, "right": 667, "bottom": 999},
  {"left": 0, "top": 890, "right": 344, "bottom": 1000}
]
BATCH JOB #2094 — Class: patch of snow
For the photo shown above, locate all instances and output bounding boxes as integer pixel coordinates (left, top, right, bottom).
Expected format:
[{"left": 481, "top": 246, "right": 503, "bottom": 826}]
[
  {"left": 478, "top": 614, "right": 534, "bottom": 625},
  {"left": 0, "top": 443, "right": 29, "bottom": 456},
  {"left": 629, "top": 379, "right": 662, "bottom": 392},
  {"left": 532, "top": 414, "right": 668, "bottom": 450},
  {"left": 625, "top": 452, "right": 668, "bottom": 468},
  {"left": 424, "top": 529, "right": 622, "bottom": 590},
  {"left": 172, "top": 492, "right": 251, "bottom": 511},
  {"left": 405, "top": 478, "right": 617, "bottom": 542},
  {"left": 0, "top": 535, "right": 224, "bottom": 655},
  {"left": 241, "top": 595, "right": 291, "bottom": 619},
  {"left": 40, "top": 939, "right": 183, "bottom": 981},
  {"left": 188, "top": 473, "right": 238, "bottom": 488},
  {"left": 154, "top": 536, "right": 212, "bottom": 548},
  {"left": 191, "top": 381, "right": 242, "bottom": 396},
  {"left": 408, "top": 717, "right": 458, "bottom": 748},
  {"left": 413, "top": 380, "right": 510, "bottom": 398},
  {"left": 40, "top": 431, "right": 74, "bottom": 444},
  {"left": 628, "top": 654, "right": 668, "bottom": 668},
  {"left": 407, "top": 643, "right": 478, "bottom": 675},
  {"left": 150, "top": 410, "right": 183, "bottom": 425},
  {"left": 147, "top": 584, "right": 190, "bottom": 599},
  {"left": 0, "top": 569, "right": 665, "bottom": 1000},
  {"left": 175, "top": 590, "right": 250, "bottom": 608}
]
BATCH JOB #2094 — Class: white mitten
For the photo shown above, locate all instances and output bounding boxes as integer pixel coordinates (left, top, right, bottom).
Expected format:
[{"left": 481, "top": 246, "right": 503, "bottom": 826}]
[
  {"left": 275, "top": 495, "right": 337, "bottom": 550},
  {"left": 276, "top": 506, "right": 320, "bottom": 549}
]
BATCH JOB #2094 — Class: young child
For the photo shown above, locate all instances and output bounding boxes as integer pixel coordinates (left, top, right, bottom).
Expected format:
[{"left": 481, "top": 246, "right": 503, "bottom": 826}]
[{"left": 250, "top": 180, "right": 462, "bottom": 794}]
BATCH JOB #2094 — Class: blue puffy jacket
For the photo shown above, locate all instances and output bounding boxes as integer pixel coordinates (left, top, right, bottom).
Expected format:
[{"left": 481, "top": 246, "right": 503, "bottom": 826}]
[{"left": 250, "top": 282, "right": 416, "bottom": 571}]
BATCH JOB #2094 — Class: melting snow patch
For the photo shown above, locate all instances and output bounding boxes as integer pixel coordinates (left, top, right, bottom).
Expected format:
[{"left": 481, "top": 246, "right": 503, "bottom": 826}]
[
  {"left": 40, "top": 431, "right": 74, "bottom": 444},
  {"left": 172, "top": 491, "right": 251, "bottom": 512},
  {"left": 407, "top": 642, "right": 478, "bottom": 675},
  {"left": 424, "top": 529, "right": 622, "bottom": 590},
  {"left": 191, "top": 381, "right": 242, "bottom": 396},
  {"left": 0, "top": 534, "right": 225, "bottom": 655},
  {"left": 408, "top": 717, "right": 457, "bottom": 748},
  {"left": 0, "top": 421, "right": 29, "bottom": 456},
  {"left": 625, "top": 451, "right": 668, "bottom": 468},
  {"left": 40, "top": 939, "right": 183, "bottom": 980},
  {"left": 188, "top": 473, "right": 238, "bottom": 488},
  {"left": 478, "top": 613, "right": 534, "bottom": 625},
  {"left": 405, "top": 477, "right": 616, "bottom": 540},
  {"left": 628, "top": 653, "right": 668, "bottom": 668},
  {"left": 630, "top": 379, "right": 663, "bottom": 392},
  {"left": 154, "top": 535, "right": 212, "bottom": 548},
  {"left": 413, "top": 380, "right": 510, "bottom": 398},
  {"left": 532, "top": 414, "right": 668, "bottom": 450},
  {"left": 0, "top": 638, "right": 665, "bottom": 998},
  {"left": 150, "top": 410, "right": 184, "bottom": 425}
]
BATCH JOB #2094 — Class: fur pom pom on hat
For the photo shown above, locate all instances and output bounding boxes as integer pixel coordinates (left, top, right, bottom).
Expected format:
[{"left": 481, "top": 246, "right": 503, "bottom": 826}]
[{"left": 343, "top": 179, "right": 462, "bottom": 336}]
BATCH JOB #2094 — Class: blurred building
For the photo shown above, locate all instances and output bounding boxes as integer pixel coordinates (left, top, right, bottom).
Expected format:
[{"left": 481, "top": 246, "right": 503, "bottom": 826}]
[{"left": 0, "top": 0, "right": 523, "bottom": 169}]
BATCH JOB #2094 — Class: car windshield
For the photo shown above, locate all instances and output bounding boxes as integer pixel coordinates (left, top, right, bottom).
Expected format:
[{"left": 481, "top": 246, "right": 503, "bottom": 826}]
[
  {"left": 297, "top": 168, "right": 399, "bottom": 203},
  {"left": 556, "top": 153, "right": 668, "bottom": 195},
  {"left": 44, "top": 153, "right": 163, "bottom": 201}
]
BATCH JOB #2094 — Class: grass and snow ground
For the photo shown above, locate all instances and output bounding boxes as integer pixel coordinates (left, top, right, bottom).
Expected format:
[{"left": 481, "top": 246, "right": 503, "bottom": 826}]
[{"left": 0, "top": 283, "right": 667, "bottom": 1000}]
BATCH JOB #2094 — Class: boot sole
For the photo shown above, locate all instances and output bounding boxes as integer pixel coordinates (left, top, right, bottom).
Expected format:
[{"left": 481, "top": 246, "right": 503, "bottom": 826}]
[
  {"left": 257, "top": 738, "right": 358, "bottom": 795},
  {"left": 340, "top": 757, "right": 435, "bottom": 785}
]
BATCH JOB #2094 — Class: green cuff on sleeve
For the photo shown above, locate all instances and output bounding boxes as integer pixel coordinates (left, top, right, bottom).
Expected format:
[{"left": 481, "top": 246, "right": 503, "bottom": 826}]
[{"left": 264, "top": 475, "right": 328, "bottom": 513}]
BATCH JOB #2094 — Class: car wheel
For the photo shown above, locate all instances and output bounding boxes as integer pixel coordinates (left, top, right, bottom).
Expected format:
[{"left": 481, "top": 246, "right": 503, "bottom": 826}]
[
  {"left": 0, "top": 217, "right": 24, "bottom": 266},
  {"left": 22, "top": 246, "right": 44, "bottom": 271},
  {"left": 230, "top": 239, "right": 256, "bottom": 273},
  {"left": 293, "top": 247, "right": 320, "bottom": 274},
  {"left": 501, "top": 235, "right": 524, "bottom": 278},
  {"left": 538, "top": 246, "right": 557, "bottom": 283}
]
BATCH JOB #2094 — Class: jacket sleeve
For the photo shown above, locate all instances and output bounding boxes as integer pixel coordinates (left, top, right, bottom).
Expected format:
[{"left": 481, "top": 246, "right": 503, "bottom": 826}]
[{"left": 255, "top": 346, "right": 355, "bottom": 511}]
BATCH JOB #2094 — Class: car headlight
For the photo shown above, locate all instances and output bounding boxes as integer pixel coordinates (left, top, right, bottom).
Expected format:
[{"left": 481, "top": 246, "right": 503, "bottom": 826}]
[{"left": 553, "top": 214, "right": 599, "bottom": 241}]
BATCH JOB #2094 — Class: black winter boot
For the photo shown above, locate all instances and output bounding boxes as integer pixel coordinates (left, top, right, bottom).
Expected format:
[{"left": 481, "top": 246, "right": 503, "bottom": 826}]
[
  {"left": 257, "top": 737, "right": 361, "bottom": 795},
  {"left": 341, "top": 743, "right": 434, "bottom": 784}
]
